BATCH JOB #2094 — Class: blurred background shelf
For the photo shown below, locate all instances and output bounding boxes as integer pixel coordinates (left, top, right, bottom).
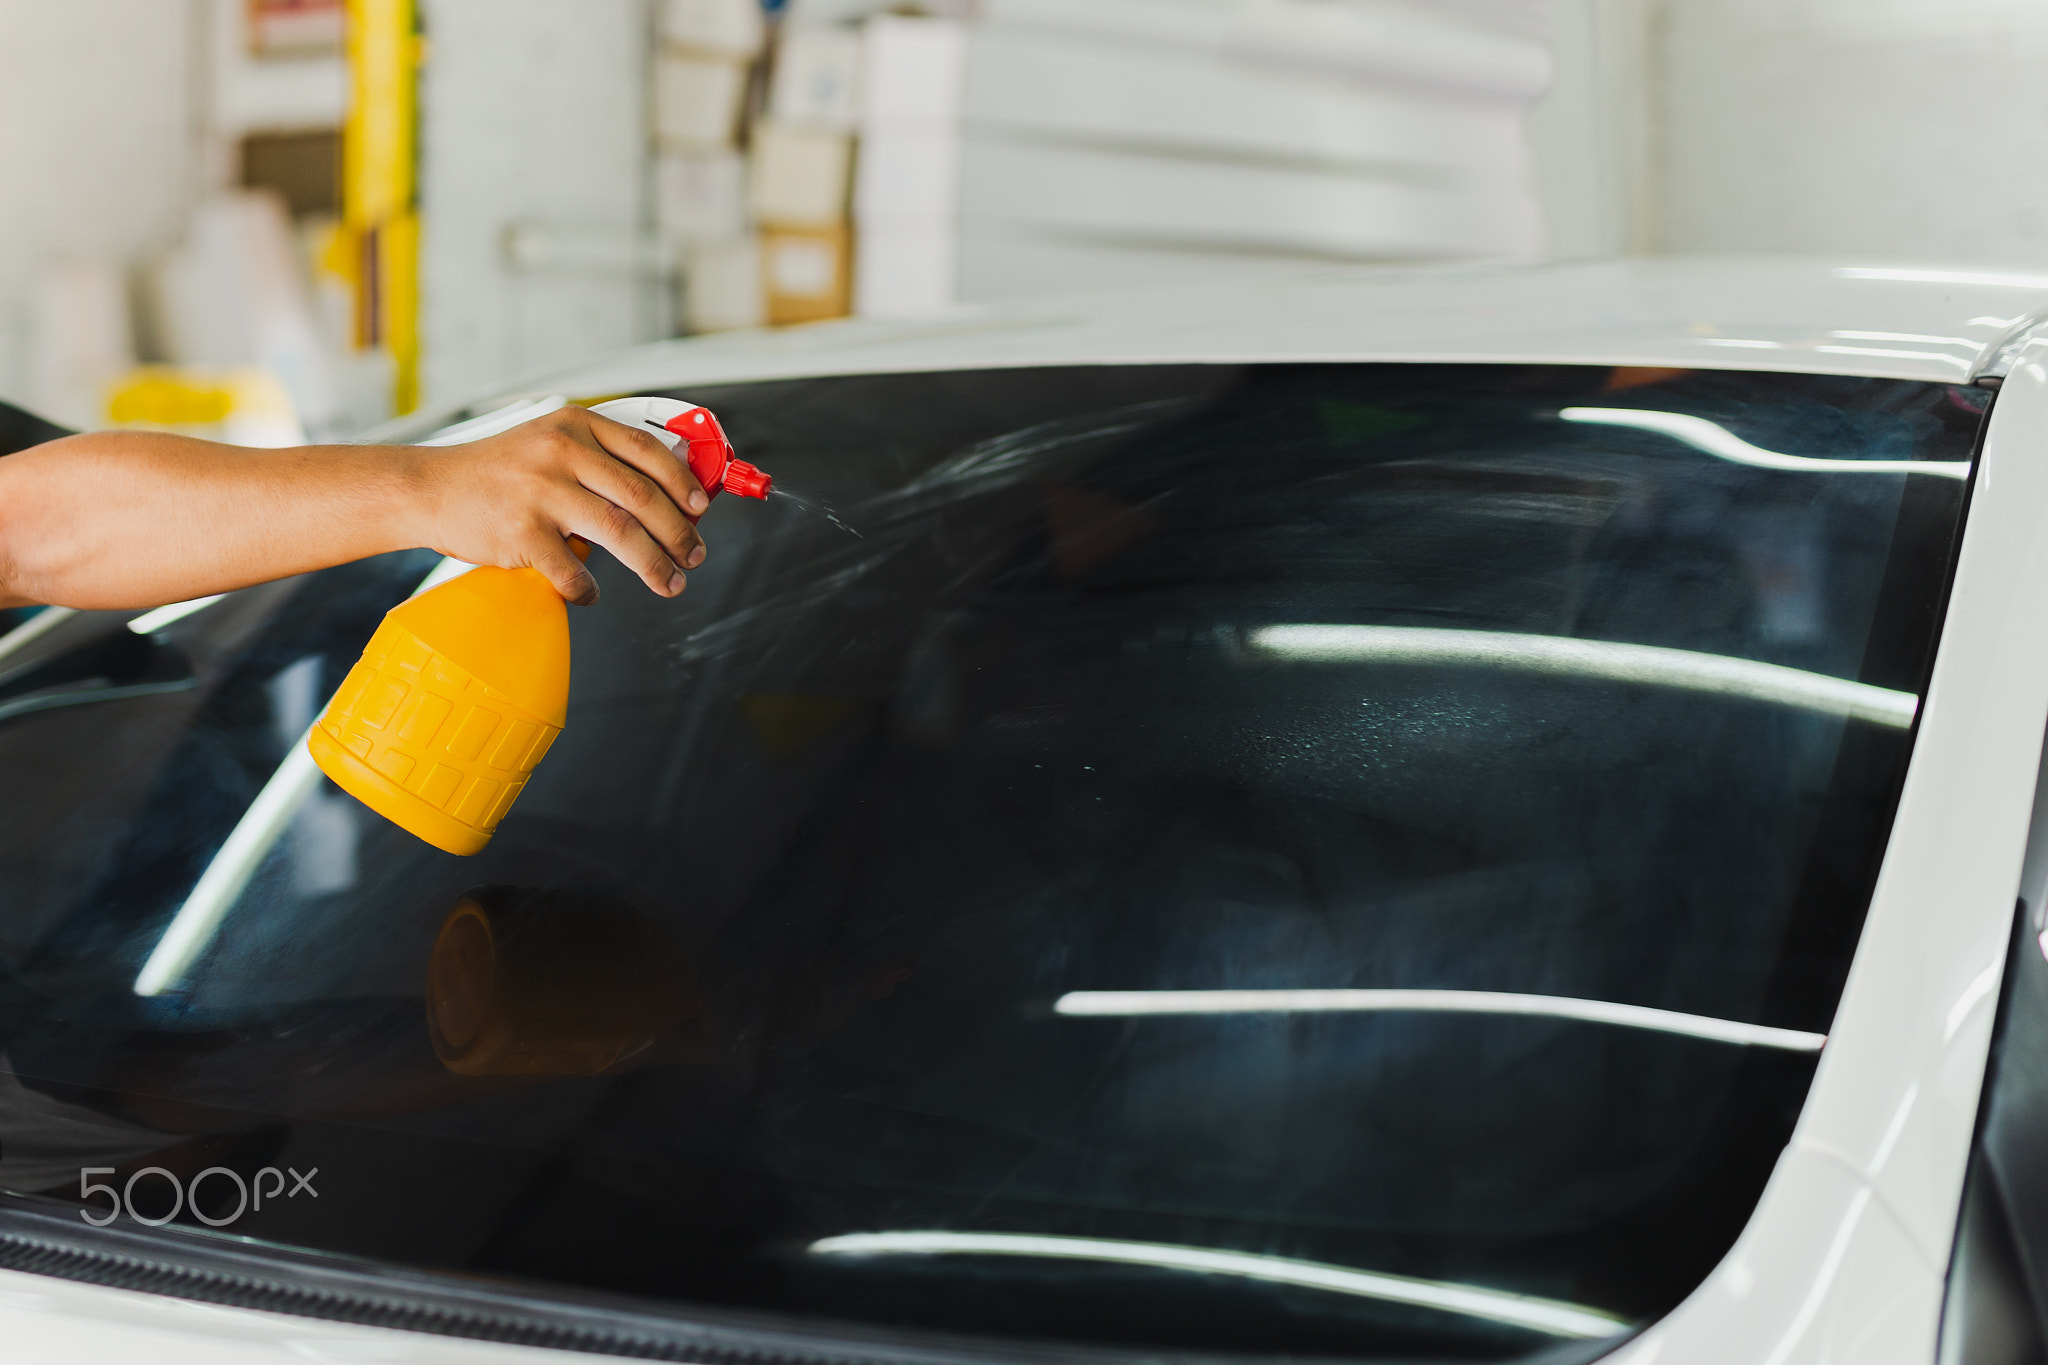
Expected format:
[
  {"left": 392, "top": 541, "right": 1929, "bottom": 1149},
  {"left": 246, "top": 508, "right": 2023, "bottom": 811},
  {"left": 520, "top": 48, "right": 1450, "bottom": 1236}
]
[{"left": 6, "top": 0, "right": 2048, "bottom": 431}]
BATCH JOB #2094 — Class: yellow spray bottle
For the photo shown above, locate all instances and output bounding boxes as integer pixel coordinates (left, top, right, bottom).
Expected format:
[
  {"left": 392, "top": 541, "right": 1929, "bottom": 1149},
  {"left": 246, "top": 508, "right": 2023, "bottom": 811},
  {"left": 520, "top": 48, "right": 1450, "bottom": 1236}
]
[{"left": 307, "top": 397, "right": 771, "bottom": 855}]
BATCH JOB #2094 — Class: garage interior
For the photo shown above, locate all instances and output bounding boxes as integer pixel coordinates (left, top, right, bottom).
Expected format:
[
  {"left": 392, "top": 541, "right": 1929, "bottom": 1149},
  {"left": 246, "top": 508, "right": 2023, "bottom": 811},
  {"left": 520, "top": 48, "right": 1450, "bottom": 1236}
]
[{"left": 2, "top": 0, "right": 2046, "bottom": 442}]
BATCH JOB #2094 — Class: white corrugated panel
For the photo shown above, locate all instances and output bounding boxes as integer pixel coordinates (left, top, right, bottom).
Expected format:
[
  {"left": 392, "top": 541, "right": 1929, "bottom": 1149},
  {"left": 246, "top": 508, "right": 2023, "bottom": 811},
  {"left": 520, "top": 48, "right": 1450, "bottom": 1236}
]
[
  {"left": 851, "top": 0, "right": 1550, "bottom": 313},
  {"left": 960, "top": 139, "right": 1539, "bottom": 261},
  {"left": 963, "top": 25, "right": 1531, "bottom": 183}
]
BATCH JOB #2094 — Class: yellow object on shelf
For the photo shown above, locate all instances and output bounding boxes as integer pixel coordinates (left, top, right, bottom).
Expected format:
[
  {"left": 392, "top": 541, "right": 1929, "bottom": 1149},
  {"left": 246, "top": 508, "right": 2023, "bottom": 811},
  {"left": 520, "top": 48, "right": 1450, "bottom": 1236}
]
[
  {"left": 107, "top": 370, "right": 234, "bottom": 426},
  {"left": 309, "top": 562, "right": 570, "bottom": 855},
  {"left": 103, "top": 366, "right": 303, "bottom": 447},
  {"left": 343, "top": 0, "right": 420, "bottom": 414}
]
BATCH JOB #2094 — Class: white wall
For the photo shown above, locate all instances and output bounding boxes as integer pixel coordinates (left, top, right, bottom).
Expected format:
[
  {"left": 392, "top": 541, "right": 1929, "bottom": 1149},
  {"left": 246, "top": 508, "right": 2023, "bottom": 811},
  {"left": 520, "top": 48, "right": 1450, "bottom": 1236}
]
[
  {"left": 1654, "top": 0, "right": 2048, "bottom": 264},
  {"left": 0, "top": 0, "right": 196, "bottom": 411},
  {"left": 418, "top": 0, "right": 657, "bottom": 410},
  {"left": 1527, "top": 0, "right": 1657, "bottom": 258}
]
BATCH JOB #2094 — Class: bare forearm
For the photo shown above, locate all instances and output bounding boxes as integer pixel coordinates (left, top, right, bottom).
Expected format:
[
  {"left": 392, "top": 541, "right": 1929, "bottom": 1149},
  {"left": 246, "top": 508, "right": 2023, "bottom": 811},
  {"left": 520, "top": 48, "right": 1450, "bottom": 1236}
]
[
  {"left": 0, "top": 431, "right": 428, "bottom": 610},
  {"left": 0, "top": 403, "right": 712, "bottom": 614}
]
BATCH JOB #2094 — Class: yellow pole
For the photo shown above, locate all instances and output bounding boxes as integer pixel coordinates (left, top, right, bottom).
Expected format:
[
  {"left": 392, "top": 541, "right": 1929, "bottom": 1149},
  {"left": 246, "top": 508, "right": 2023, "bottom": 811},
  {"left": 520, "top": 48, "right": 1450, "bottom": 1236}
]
[{"left": 344, "top": 0, "right": 421, "bottom": 415}]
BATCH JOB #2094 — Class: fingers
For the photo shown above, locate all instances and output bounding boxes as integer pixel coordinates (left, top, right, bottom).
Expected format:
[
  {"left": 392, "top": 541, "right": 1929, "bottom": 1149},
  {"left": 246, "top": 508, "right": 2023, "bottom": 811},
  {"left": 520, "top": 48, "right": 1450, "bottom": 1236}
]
[
  {"left": 468, "top": 407, "right": 724, "bottom": 603},
  {"left": 572, "top": 436, "right": 708, "bottom": 575},
  {"left": 560, "top": 487, "right": 691, "bottom": 600},
  {"left": 530, "top": 537, "right": 600, "bottom": 606},
  {"left": 581, "top": 410, "right": 711, "bottom": 520}
]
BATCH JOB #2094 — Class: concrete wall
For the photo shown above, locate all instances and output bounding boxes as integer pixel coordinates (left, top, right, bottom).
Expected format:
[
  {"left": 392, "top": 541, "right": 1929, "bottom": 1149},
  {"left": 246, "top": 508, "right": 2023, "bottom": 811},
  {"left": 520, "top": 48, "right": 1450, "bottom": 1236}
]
[
  {"left": 418, "top": 0, "right": 656, "bottom": 410},
  {"left": 1654, "top": 0, "right": 2048, "bottom": 264},
  {"left": 1528, "top": 0, "right": 1657, "bottom": 258},
  {"left": 0, "top": 0, "right": 196, "bottom": 409}
]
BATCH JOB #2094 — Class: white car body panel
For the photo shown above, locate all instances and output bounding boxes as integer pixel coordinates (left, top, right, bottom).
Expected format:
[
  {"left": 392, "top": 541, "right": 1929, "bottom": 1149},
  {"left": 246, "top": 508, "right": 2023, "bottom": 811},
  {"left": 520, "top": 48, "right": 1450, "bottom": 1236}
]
[
  {"left": 1611, "top": 335, "right": 2048, "bottom": 1365},
  {"left": 12, "top": 258, "right": 2048, "bottom": 1363},
  {"left": 460, "top": 259, "right": 2048, "bottom": 421}
]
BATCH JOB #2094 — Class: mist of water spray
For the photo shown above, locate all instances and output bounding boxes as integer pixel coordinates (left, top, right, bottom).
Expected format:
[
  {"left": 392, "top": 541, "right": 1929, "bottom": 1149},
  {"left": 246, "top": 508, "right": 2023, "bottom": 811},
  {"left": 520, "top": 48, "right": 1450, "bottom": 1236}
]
[{"left": 773, "top": 487, "right": 864, "bottom": 539}]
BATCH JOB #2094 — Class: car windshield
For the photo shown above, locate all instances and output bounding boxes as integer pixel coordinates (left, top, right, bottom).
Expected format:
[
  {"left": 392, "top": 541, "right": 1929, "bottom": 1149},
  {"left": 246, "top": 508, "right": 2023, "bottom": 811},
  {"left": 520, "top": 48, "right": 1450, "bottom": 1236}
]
[{"left": 0, "top": 363, "right": 1978, "bottom": 1362}]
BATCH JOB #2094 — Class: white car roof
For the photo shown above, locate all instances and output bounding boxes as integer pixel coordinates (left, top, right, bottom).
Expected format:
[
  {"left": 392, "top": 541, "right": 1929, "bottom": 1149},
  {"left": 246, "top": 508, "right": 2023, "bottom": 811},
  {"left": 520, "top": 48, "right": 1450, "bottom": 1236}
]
[{"left": 477, "top": 258, "right": 2048, "bottom": 415}]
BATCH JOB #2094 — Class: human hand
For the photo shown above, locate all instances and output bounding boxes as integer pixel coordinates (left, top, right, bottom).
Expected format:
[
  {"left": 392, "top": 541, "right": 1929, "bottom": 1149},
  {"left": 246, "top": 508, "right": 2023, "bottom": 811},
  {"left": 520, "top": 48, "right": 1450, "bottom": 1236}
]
[{"left": 410, "top": 405, "right": 710, "bottom": 605}]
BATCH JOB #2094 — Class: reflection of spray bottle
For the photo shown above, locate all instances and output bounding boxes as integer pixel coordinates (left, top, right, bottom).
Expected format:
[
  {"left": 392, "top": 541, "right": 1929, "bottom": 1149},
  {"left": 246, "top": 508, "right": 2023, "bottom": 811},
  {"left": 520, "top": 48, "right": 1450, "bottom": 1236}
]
[
  {"left": 426, "top": 886, "right": 703, "bottom": 1077},
  {"left": 307, "top": 397, "right": 772, "bottom": 855}
]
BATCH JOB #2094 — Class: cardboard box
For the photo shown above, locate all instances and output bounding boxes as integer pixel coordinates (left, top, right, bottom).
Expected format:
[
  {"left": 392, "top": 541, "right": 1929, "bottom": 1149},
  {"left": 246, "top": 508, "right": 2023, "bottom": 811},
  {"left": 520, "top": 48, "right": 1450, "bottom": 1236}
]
[
  {"left": 653, "top": 53, "right": 751, "bottom": 151},
  {"left": 768, "top": 25, "right": 862, "bottom": 131},
  {"left": 851, "top": 16, "right": 966, "bottom": 316},
  {"left": 249, "top": 0, "right": 344, "bottom": 57},
  {"left": 656, "top": 151, "right": 747, "bottom": 241},
  {"left": 683, "top": 235, "right": 765, "bottom": 333},
  {"left": 854, "top": 223, "right": 954, "bottom": 319},
  {"left": 852, "top": 124, "right": 959, "bottom": 225},
  {"left": 747, "top": 123, "right": 854, "bottom": 228},
  {"left": 658, "top": 0, "right": 764, "bottom": 59},
  {"left": 859, "top": 14, "right": 967, "bottom": 125},
  {"left": 762, "top": 224, "right": 851, "bottom": 325}
]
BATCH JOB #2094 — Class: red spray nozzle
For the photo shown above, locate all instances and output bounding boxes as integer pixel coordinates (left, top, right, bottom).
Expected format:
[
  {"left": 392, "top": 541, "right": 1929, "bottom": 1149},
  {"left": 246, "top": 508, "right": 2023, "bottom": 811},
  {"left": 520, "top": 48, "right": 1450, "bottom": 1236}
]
[
  {"left": 722, "top": 460, "right": 772, "bottom": 498},
  {"left": 665, "top": 406, "right": 772, "bottom": 511}
]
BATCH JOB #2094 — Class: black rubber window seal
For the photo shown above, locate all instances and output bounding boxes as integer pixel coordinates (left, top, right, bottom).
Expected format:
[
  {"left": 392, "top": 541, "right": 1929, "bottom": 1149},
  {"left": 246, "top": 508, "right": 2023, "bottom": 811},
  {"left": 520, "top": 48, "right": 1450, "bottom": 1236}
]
[{"left": 0, "top": 1191, "right": 1150, "bottom": 1365}]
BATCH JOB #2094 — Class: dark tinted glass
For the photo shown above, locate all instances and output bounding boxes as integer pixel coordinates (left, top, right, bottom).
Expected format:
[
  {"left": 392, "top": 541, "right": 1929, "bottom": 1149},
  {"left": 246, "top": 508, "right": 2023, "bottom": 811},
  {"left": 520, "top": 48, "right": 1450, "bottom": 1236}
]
[
  {"left": 0, "top": 398, "right": 71, "bottom": 457},
  {"left": 0, "top": 364, "right": 1978, "bottom": 1362},
  {"left": 0, "top": 401, "right": 73, "bottom": 636}
]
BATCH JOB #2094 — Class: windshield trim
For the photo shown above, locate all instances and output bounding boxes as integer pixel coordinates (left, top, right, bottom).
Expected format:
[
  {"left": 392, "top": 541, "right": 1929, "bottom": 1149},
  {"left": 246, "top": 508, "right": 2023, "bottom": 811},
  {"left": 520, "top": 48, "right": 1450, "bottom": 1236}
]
[{"left": 0, "top": 1190, "right": 1268, "bottom": 1365}]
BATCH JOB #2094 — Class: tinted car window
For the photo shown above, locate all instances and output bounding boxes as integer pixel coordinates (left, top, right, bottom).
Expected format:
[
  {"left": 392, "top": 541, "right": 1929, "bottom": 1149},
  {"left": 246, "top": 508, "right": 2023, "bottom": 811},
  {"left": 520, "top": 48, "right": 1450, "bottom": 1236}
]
[
  {"left": 0, "top": 364, "right": 1978, "bottom": 1361},
  {"left": 0, "top": 400, "right": 72, "bottom": 636},
  {"left": 0, "top": 398, "right": 70, "bottom": 457}
]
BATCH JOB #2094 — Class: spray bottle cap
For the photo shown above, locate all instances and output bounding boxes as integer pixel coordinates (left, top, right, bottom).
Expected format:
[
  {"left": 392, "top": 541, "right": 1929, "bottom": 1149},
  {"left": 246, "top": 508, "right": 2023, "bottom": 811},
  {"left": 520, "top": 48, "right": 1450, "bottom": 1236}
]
[
  {"left": 721, "top": 460, "right": 772, "bottom": 499},
  {"left": 664, "top": 407, "right": 773, "bottom": 504}
]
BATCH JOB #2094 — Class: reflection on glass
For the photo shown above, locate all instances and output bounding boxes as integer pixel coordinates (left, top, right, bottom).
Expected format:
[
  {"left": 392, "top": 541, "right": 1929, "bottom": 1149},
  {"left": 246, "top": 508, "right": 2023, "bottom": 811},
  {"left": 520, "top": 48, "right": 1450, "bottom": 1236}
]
[
  {"left": 426, "top": 887, "right": 701, "bottom": 1077},
  {"left": 126, "top": 595, "right": 226, "bottom": 636},
  {"left": 0, "top": 364, "right": 1979, "bottom": 1361},
  {"left": 1246, "top": 624, "right": 1917, "bottom": 728},
  {"left": 133, "top": 556, "right": 472, "bottom": 997},
  {"left": 808, "top": 1231, "right": 1630, "bottom": 1339},
  {"left": 1051, "top": 989, "right": 1827, "bottom": 1051},
  {"left": 1559, "top": 405, "right": 1972, "bottom": 478},
  {"left": 4, "top": 884, "right": 695, "bottom": 1198}
]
